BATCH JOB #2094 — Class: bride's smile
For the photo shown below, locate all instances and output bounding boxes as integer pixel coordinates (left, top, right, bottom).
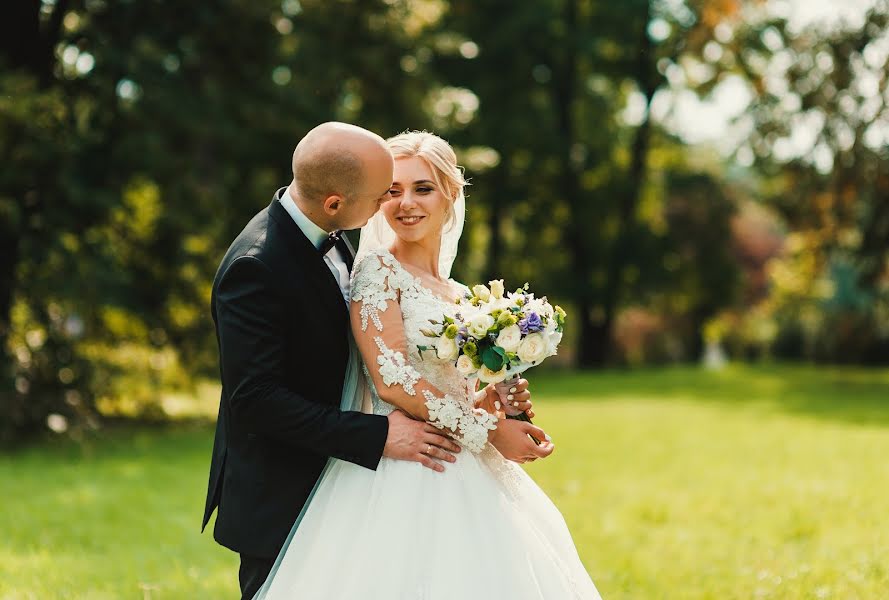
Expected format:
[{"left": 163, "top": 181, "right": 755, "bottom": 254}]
[
  {"left": 395, "top": 215, "right": 425, "bottom": 225},
  {"left": 384, "top": 156, "right": 451, "bottom": 244}
]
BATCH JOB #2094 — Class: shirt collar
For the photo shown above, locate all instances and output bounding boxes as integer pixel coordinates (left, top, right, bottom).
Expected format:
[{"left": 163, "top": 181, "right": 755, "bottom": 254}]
[{"left": 280, "top": 190, "right": 330, "bottom": 250}]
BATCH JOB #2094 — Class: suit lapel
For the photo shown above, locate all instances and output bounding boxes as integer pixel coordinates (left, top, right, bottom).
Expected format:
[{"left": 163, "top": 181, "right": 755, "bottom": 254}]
[
  {"left": 268, "top": 189, "right": 348, "bottom": 319},
  {"left": 341, "top": 233, "right": 356, "bottom": 272}
]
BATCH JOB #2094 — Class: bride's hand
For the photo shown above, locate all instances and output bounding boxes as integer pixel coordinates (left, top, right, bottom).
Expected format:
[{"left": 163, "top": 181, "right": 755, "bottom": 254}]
[
  {"left": 489, "top": 418, "right": 554, "bottom": 464},
  {"left": 475, "top": 379, "right": 533, "bottom": 419}
]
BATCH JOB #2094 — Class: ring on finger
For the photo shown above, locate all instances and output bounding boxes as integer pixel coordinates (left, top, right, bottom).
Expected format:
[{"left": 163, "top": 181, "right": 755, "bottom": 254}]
[{"left": 426, "top": 444, "right": 433, "bottom": 455}]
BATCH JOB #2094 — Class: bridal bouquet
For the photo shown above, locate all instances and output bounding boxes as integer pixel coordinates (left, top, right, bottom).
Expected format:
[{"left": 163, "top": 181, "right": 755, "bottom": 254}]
[{"left": 419, "top": 279, "right": 566, "bottom": 384}]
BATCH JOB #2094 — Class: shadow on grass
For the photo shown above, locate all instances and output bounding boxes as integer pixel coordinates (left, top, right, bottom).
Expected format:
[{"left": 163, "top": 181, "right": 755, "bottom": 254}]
[{"left": 532, "top": 362, "right": 889, "bottom": 427}]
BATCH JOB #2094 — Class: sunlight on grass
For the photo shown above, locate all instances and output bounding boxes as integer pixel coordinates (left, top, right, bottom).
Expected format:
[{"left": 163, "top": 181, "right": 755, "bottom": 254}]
[
  {"left": 525, "top": 364, "right": 889, "bottom": 599},
  {"left": 2, "top": 364, "right": 888, "bottom": 598}
]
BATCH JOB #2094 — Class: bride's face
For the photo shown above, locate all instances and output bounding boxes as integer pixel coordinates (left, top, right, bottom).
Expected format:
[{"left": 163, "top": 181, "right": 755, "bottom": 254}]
[{"left": 384, "top": 156, "right": 451, "bottom": 244}]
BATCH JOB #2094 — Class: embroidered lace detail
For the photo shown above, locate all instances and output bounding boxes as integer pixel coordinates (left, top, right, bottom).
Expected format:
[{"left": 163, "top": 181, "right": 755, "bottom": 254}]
[
  {"left": 363, "top": 363, "right": 396, "bottom": 415},
  {"left": 352, "top": 248, "right": 499, "bottom": 454},
  {"left": 423, "top": 390, "right": 498, "bottom": 453},
  {"left": 479, "top": 444, "right": 524, "bottom": 501},
  {"left": 374, "top": 336, "right": 421, "bottom": 396},
  {"left": 351, "top": 251, "right": 416, "bottom": 331}
]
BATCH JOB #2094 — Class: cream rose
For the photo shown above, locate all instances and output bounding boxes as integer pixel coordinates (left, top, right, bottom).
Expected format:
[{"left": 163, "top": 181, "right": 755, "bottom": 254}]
[
  {"left": 478, "top": 364, "right": 508, "bottom": 384},
  {"left": 472, "top": 284, "right": 491, "bottom": 302},
  {"left": 517, "top": 332, "right": 548, "bottom": 363},
  {"left": 489, "top": 296, "right": 513, "bottom": 312},
  {"left": 495, "top": 324, "right": 522, "bottom": 353},
  {"left": 456, "top": 354, "right": 477, "bottom": 376},
  {"left": 467, "top": 314, "right": 495, "bottom": 338},
  {"left": 546, "top": 330, "right": 563, "bottom": 355},
  {"left": 488, "top": 279, "right": 505, "bottom": 299},
  {"left": 435, "top": 334, "right": 459, "bottom": 361}
]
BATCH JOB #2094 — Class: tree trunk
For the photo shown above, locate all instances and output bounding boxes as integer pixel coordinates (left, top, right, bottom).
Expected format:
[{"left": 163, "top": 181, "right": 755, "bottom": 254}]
[
  {"left": 551, "top": 0, "right": 604, "bottom": 367},
  {"left": 0, "top": 0, "right": 67, "bottom": 388},
  {"left": 593, "top": 1, "right": 655, "bottom": 366},
  {"left": 0, "top": 2, "right": 39, "bottom": 383},
  {"left": 0, "top": 221, "right": 19, "bottom": 381}
]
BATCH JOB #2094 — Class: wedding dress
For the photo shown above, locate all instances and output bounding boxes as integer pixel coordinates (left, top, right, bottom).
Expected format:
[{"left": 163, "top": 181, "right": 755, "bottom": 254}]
[{"left": 253, "top": 247, "right": 602, "bottom": 600}]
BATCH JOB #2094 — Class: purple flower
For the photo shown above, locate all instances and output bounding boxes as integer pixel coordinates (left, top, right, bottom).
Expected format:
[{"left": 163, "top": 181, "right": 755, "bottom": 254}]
[
  {"left": 456, "top": 326, "right": 469, "bottom": 346},
  {"left": 519, "top": 311, "right": 544, "bottom": 334}
]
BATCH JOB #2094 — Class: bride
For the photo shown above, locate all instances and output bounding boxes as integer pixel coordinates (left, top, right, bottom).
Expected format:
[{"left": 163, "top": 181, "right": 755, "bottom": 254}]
[{"left": 254, "top": 131, "right": 602, "bottom": 599}]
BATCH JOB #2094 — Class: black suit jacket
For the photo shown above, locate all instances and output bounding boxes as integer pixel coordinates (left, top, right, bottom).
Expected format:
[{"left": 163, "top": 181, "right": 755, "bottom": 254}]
[{"left": 202, "top": 188, "right": 389, "bottom": 558}]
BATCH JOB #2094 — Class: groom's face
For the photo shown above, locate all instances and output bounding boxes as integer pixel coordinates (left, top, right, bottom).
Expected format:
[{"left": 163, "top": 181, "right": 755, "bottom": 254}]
[{"left": 336, "top": 151, "right": 394, "bottom": 230}]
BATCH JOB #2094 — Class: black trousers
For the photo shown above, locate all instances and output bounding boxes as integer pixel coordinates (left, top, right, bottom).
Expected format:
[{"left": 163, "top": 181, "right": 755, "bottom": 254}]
[{"left": 239, "top": 554, "right": 275, "bottom": 600}]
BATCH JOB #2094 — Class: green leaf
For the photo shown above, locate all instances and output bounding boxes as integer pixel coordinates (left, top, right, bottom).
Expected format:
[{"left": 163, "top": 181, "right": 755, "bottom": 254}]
[{"left": 481, "top": 345, "right": 506, "bottom": 371}]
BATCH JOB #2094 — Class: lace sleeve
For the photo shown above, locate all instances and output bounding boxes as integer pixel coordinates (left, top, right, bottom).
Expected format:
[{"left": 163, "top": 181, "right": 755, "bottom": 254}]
[{"left": 350, "top": 251, "right": 497, "bottom": 453}]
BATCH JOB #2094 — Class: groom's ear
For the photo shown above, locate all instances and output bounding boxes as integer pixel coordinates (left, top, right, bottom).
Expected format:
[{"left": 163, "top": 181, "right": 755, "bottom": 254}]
[{"left": 322, "top": 194, "right": 345, "bottom": 215}]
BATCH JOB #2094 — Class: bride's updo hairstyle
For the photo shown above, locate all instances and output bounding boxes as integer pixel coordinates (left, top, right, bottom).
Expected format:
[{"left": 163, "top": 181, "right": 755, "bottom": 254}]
[{"left": 386, "top": 131, "right": 467, "bottom": 233}]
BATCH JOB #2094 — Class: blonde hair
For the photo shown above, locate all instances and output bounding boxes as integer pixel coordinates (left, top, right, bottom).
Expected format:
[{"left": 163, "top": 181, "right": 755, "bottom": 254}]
[{"left": 386, "top": 131, "right": 467, "bottom": 232}]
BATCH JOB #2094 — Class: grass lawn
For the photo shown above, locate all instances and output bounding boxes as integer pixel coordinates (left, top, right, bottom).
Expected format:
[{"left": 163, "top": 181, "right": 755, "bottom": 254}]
[{"left": 2, "top": 363, "right": 888, "bottom": 599}]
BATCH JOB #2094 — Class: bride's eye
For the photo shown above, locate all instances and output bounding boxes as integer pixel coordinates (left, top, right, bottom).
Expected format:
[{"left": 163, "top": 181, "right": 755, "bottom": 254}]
[
  {"left": 416, "top": 186, "right": 433, "bottom": 194},
  {"left": 389, "top": 188, "right": 402, "bottom": 197}
]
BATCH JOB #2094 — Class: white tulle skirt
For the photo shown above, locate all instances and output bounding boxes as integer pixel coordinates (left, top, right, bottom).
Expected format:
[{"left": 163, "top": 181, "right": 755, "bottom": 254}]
[{"left": 258, "top": 444, "right": 602, "bottom": 599}]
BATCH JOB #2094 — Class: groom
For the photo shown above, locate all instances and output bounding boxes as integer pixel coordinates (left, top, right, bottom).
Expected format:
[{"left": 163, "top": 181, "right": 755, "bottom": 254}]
[{"left": 203, "top": 122, "right": 548, "bottom": 600}]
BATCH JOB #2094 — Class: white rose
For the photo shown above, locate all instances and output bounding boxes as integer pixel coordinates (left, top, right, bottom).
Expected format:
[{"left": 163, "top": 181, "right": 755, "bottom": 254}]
[
  {"left": 456, "top": 354, "right": 477, "bottom": 376},
  {"left": 488, "top": 279, "right": 505, "bottom": 299},
  {"left": 472, "top": 284, "right": 491, "bottom": 302},
  {"left": 544, "top": 316, "right": 557, "bottom": 335},
  {"left": 495, "top": 324, "right": 522, "bottom": 353},
  {"left": 467, "top": 314, "right": 495, "bottom": 338},
  {"left": 517, "top": 333, "right": 548, "bottom": 363},
  {"left": 546, "top": 330, "right": 563, "bottom": 355},
  {"left": 525, "top": 298, "right": 544, "bottom": 315},
  {"left": 435, "top": 335, "right": 459, "bottom": 361},
  {"left": 489, "top": 297, "right": 513, "bottom": 312},
  {"left": 478, "top": 364, "right": 508, "bottom": 384}
]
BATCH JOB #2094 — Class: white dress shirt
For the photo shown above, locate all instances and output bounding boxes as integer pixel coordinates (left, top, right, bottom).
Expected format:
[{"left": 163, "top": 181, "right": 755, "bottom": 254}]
[{"left": 280, "top": 193, "right": 351, "bottom": 304}]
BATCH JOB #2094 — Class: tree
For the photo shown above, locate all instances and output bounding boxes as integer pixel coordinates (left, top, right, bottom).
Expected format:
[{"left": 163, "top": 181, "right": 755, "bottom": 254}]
[
  {"left": 0, "top": 0, "right": 432, "bottom": 442},
  {"left": 434, "top": 0, "right": 742, "bottom": 366},
  {"left": 698, "top": 1, "right": 889, "bottom": 361}
]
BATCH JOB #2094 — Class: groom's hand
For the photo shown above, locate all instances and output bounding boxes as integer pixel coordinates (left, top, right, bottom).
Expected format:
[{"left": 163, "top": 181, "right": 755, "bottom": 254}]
[
  {"left": 383, "top": 410, "right": 461, "bottom": 472},
  {"left": 489, "top": 418, "right": 554, "bottom": 464}
]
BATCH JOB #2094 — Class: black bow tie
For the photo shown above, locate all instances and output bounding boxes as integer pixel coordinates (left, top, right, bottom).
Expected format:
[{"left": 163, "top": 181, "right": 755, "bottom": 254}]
[{"left": 319, "top": 230, "right": 343, "bottom": 255}]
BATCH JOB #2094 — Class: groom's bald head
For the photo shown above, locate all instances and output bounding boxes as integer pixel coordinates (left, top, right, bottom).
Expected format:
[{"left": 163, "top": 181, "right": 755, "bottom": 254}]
[
  {"left": 288, "top": 122, "right": 394, "bottom": 231},
  {"left": 291, "top": 122, "right": 390, "bottom": 204}
]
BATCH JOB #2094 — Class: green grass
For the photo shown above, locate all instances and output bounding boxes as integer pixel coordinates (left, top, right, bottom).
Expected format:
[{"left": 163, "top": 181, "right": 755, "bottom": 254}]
[{"left": 2, "top": 363, "right": 889, "bottom": 599}]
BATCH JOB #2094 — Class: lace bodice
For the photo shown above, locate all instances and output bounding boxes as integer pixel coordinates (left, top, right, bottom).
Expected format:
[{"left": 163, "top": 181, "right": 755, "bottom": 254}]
[{"left": 350, "top": 248, "right": 497, "bottom": 453}]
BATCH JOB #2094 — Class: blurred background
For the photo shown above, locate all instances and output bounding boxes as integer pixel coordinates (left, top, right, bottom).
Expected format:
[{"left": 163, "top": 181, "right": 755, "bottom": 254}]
[{"left": 2, "top": 0, "right": 888, "bottom": 598}]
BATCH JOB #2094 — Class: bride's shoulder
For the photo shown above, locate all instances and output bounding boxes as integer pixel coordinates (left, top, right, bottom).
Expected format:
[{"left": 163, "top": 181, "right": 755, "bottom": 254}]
[
  {"left": 355, "top": 247, "right": 395, "bottom": 268},
  {"left": 352, "top": 248, "right": 413, "bottom": 292},
  {"left": 353, "top": 248, "right": 401, "bottom": 276}
]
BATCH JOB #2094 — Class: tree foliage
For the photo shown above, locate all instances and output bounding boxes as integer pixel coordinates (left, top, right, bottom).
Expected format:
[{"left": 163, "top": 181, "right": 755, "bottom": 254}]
[{"left": 2, "top": 0, "right": 886, "bottom": 441}]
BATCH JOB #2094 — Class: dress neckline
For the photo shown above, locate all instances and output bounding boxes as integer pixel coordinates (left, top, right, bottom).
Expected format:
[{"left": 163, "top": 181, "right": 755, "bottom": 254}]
[{"left": 376, "top": 248, "right": 463, "bottom": 305}]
